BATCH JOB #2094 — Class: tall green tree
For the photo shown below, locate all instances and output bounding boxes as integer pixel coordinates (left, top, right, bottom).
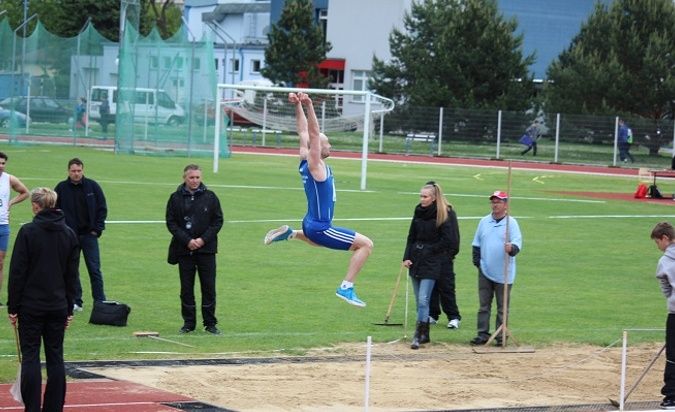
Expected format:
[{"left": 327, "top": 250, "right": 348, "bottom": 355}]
[
  {"left": 369, "top": 0, "right": 535, "bottom": 110},
  {"left": 2, "top": 0, "right": 180, "bottom": 41},
  {"left": 545, "top": 0, "right": 675, "bottom": 121},
  {"left": 261, "top": 0, "right": 331, "bottom": 88}
]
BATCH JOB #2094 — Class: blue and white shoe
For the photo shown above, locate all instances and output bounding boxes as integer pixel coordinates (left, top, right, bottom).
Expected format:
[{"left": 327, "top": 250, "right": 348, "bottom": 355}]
[
  {"left": 264, "top": 225, "right": 292, "bottom": 245},
  {"left": 335, "top": 287, "right": 366, "bottom": 307}
]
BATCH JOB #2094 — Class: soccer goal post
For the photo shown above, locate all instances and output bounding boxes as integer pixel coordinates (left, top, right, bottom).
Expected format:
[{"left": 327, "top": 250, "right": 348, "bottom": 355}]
[{"left": 214, "top": 83, "right": 395, "bottom": 190}]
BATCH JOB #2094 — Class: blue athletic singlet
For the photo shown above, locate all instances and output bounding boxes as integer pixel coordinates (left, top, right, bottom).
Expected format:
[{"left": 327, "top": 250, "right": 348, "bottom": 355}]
[{"left": 299, "top": 159, "right": 355, "bottom": 251}]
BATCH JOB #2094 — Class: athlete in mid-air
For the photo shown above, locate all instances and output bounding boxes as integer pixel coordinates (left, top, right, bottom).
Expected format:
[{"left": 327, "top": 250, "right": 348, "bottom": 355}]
[{"left": 264, "top": 92, "right": 373, "bottom": 307}]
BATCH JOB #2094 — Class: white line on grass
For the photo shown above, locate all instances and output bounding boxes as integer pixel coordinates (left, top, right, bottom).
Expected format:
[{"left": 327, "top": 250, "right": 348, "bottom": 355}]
[
  {"left": 107, "top": 214, "right": 674, "bottom": 225},
  {"left": 399, "top": 192, "right": 606, "bottom": 204}
]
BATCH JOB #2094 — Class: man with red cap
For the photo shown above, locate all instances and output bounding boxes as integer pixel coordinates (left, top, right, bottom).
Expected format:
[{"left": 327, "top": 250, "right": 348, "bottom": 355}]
[{"left": 470, "top": 190, "right": 523, "bottom": 346}]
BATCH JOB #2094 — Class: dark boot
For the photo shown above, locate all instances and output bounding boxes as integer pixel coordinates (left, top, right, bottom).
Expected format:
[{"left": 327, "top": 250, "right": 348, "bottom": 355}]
[
  {"left": 419, "top": 321, "right": 430, "bottom": 344},
  {"left": 410, "top": 321, "right": 423, "bottom": 350}
]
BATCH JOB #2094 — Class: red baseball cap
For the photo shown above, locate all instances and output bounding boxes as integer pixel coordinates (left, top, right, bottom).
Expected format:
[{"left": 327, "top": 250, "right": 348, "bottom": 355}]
[{"left": 489, "top": 190, "right": 508, "bottom": 200}]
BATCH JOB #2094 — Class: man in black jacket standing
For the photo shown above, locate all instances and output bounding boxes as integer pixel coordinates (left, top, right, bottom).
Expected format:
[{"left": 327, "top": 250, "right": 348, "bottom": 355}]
[
  {"left": 7, "top": 187, "right": 79, "bottom": 412},
  {"left": 54, "top": 158, "right": 107, "bottom": 312},
  {"left": 166, "top": 164, "right": 223, "bottom": 335}
]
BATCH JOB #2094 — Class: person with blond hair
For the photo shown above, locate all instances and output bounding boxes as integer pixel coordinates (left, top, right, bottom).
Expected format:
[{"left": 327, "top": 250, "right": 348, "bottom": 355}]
[
  {"left": 402, "top": 181, "right": 458, "bottom": 349},
  {"left": 263, "top": 92, "right": 373, "bottom": 307},
  {"left": 7, "top": 187, "right": 79, "bottom": 412}
]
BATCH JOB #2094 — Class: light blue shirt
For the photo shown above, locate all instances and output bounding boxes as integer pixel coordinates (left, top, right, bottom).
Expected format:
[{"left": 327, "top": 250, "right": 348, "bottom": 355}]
[{"left": 472, "top": 214, "right": 523, "bottom": 284}]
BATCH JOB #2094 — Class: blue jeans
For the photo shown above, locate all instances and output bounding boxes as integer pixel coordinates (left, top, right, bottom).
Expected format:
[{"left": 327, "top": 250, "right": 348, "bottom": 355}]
[
  {"left": 74, "top": 233, "right": 106, "bottom": 306},
  {"left": 411, "top": 277, "right": 436, "bottom": 322}
]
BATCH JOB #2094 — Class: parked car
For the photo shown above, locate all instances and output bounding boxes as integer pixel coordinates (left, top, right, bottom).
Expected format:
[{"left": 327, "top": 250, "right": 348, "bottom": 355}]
[
  {"left": 0, "top": 105, "right": 28, "bottom": 127},
  {"left": 0, "top": 96, "right": 71, "bottom": 124}
]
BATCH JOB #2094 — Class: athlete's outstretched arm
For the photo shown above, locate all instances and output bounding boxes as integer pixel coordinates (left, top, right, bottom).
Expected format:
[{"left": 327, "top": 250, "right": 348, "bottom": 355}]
[
  {"left": 289, "top": 93, "right": 309, "bottom": 159},
  {"left": 299, "top": 93, "right": 326, "bottom": 180}
]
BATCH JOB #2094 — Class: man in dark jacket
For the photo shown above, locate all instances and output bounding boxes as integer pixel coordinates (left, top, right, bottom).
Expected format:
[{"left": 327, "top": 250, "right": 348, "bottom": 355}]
[
  {"left": 54, "top": 158, "right": 107, "bottom": 312},
  {"left": 166, "top": 164, "right": 223, "bottom": 335},
  {"left": 7, "top": 187, "right": 79, "bottom": 412}
]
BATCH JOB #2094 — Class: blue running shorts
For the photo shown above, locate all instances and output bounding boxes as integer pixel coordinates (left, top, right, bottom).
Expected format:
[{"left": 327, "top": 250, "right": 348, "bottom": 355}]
[{"left": 302, "top": 219, "right": 355, "bottom": 251}]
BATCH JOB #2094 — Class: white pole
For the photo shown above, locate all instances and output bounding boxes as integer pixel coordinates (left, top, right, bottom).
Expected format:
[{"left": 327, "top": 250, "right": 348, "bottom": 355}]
[
  {"left": 619, "top": 329, "right": 628, "bottom": 411},
  {"left": 496, "top": 110, "right": 502, "bottom": 159},
  {"left": 360, "top": 93, "right": 372, "bottom": 191},
  {"left": 554, "top": 113, "right": 560, "bottom": 163},
  {"left": 378, "top": 111, "right": 384, "bottom": 153},
  {"left": 364, "top": 336, "right": 372, "bottom": 412},
  {"left": 437, "top": 107, "right": 443, "bottom": 156},
  {"left": 213, "top": 94, "right": 222, "bottom": 173},
  {"left": 403, "top": 271, "right": 409, "bottom": 339},
  {"left": 613, "top": 116, "right": 619, "bottom": 167},
  {"left": 262, "top": 97, "right": 268, "bottom": 146}
]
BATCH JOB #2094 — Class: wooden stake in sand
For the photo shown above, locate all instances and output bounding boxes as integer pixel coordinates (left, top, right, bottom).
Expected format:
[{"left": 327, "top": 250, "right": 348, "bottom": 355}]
[{"left": 133, "top": 331, "right": 196, "bottom": 348}]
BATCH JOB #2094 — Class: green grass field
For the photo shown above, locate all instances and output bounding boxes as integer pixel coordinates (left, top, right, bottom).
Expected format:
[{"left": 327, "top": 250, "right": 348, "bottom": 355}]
[{"left": 0, "top": 143, "right": 672, "bottom": 382}]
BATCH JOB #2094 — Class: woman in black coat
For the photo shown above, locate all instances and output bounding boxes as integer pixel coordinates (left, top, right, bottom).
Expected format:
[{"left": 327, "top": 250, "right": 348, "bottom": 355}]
[{"left": 403, "top": 181, "right": 455, "bottom": 349}]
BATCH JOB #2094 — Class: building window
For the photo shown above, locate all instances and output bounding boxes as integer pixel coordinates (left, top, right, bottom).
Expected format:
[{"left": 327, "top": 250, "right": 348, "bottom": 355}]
[
  {"left": 231, "top": 58, "right": 240, "bottom": 73},
  {"left": 214, "top": 58, "right": 219, "bottom": 70},
  {"left": 251, "top": 59, "right": 261, "bottom": 73},
  {"left": 150, "top": 56, "right": 159, "bottom": 70},
  {"left": 352, "top": 70, "right": 370, "bottom": 102},
  {"left": 192, "top": 57, "right": 201, "bottom": 71}
]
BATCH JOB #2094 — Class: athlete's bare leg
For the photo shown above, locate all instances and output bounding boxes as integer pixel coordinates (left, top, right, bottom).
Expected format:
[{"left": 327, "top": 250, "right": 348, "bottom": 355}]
[{"left": 344, "top": 233, "right": 373, "bottom": 283}]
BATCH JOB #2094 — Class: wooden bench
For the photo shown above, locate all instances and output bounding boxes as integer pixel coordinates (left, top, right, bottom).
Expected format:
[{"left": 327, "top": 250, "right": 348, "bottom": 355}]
[
  {"left": 649, "top": 169, "right": 675, "bottom": 186},
  {"left": 405, "top": 133, "right": 437, "bottom": 155}
]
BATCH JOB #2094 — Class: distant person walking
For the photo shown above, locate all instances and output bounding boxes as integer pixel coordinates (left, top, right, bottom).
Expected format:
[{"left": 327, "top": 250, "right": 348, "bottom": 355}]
[
  {"left": 519, "top": 122, "right": 540, "bottom": 156},
  {"left": 54, "top": 158, "right": 108, "bottom": 312},
  {"left": 0, "top": 152, "right": 29, "bottom": 304},
  {"left": 263, "top": 92, "right": 373, "bottom": 307},
  {"left": 618, "top": 119, "right": 635, "bottom": 163},
  {"left": 7, "top": 187, "right": 79, "bottom": 412}
]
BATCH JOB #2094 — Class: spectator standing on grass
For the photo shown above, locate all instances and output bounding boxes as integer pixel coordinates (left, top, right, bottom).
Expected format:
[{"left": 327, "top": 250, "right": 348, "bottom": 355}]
[
  {"left": 54, "top": 158, "right": 107, "bottom": 312},
  {"left": 0, "top": 152, "right": 29, "bottom": 306},
  {"left": 75, "top": 97, "right": 87, "bottom": 129},
  {"left": 470, "top": 190, "right": 522, "bottom": 346},
  {"left": 618, "top": 119, "right": 635, "bottom": 163},
  {"left": 166, "top": 164, "right": 223, "bottom": 335},
  {"left": 7, "top": 187, "right": 79, "bottom": 412},
  {"left": 263, "top": 92, "right": 373, "bottom": 307},
  {"left": 98, "top": 94, "right": 111, "bottom": 137},
  {"left": 402, "top": 181, "right": 457, "bottom": 349},
  {"left": 427, "top": 182, "right": 462, "bottom": 330},
  {"left": 650, "top": 222, "right": 675, "bottom": 409},
  {"left": 519, "top": 122, "right": 540, "bottom": 156}
]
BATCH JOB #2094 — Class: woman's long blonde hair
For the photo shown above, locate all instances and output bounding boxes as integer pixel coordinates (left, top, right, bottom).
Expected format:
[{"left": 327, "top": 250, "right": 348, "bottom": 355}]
[{"left": 423, "top": 181, "right": 452, "bottom": 227}]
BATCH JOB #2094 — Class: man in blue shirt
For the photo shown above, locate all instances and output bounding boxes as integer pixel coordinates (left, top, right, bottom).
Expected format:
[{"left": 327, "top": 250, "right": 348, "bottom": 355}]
[
  {"left": 263, "top": 92, "right": 373, "bottom": 307},
  {"left": 470, "top": 190, "right": 522, "bottom": 345}
]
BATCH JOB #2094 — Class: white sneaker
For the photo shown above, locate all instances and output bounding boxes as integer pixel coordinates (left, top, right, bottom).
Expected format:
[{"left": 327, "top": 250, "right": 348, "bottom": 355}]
[
  {"left": 73, "top": 304, "right": 83, "bottom": 312},
  {"left": 447, "top": 319, "right": 460, "bottom": 329}
]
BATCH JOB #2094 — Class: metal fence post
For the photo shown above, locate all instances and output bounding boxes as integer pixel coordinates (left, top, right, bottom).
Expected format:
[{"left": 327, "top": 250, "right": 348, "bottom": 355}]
[
  {"left": 496, "top": 110, "right": 502, "bottom": 159},
  {"left": 554, "top": 113, "right": 561, "bottom": 163},
  {"left": 437, "top": 107, "right": 443, "bottom": 156}
]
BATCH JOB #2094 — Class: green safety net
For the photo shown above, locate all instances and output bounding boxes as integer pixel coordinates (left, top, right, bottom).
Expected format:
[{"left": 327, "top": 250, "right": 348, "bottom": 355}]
[{"left": 0, "top": 17, "right": 227, "bottom": 159}]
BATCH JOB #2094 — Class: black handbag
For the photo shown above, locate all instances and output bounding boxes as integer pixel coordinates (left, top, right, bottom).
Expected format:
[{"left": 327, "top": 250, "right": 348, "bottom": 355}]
[{"left": 89, "top": 300, "right": 131, "bottom": 326}]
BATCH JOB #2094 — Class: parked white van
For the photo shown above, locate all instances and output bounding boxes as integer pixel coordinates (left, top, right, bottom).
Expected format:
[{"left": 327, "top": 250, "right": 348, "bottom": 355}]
[{"left": 88, "top": 86, "right": 185, "bottom": 126}]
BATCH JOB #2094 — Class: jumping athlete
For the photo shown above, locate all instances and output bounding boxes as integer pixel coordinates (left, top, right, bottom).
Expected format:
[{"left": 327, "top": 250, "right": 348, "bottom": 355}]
[{"left": 263, "top": 92, "right": 373, "bottom": 307}]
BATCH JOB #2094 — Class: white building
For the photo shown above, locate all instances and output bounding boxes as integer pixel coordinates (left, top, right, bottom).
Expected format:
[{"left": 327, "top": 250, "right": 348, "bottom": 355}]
[{"left": 184, "top": 0, "right": 271, "bottom": 85}]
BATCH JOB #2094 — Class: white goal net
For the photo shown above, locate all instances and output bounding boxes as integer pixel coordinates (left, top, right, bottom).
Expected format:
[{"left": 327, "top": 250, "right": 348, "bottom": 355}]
[{"left": 213, "top": 84, "right": 395, "bottom": 190}]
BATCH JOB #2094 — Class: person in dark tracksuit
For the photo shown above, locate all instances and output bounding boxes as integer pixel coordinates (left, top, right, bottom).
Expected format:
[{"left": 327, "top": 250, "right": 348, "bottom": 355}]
[
  {"left": 54, "top": 157, "right": 107, "bottom": 312},
  {"left": 166, "top": 164, "right": 223, "bottom": 335},
  {"left": 7, "top": 187, "right": 79, "bottom": 412}
]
